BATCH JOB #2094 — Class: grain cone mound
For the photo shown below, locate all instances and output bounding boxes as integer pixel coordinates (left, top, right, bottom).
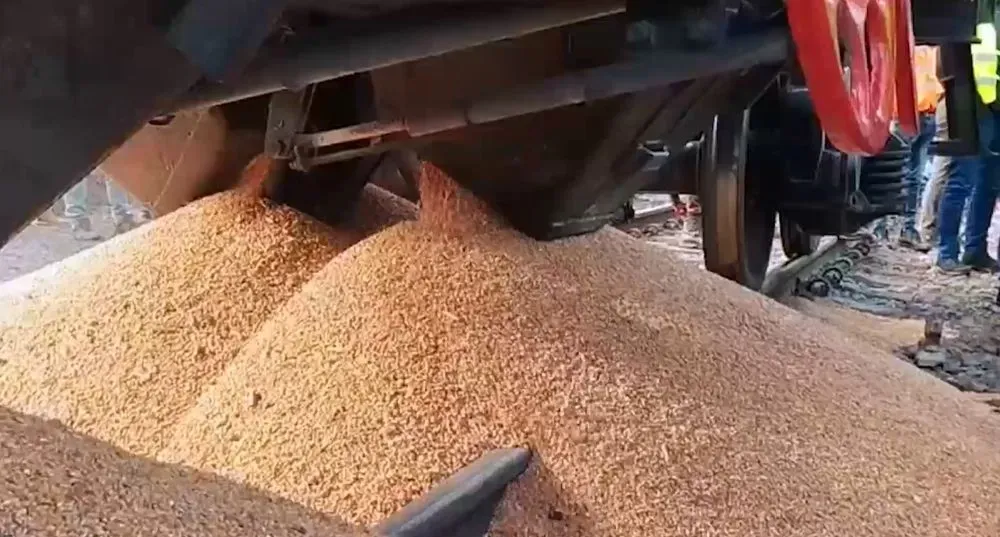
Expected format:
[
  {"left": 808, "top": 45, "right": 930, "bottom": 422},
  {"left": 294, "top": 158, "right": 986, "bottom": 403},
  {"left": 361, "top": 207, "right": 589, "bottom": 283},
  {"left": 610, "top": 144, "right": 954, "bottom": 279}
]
[
  {"left": 0, "top": 186, "right": 413, "bottom": 457},
  {"left": 162, "top": 168, "right": 1000, "bottom": 536},
  {"left": 0, "top": 406, "right": 366, "bottom": 537}
]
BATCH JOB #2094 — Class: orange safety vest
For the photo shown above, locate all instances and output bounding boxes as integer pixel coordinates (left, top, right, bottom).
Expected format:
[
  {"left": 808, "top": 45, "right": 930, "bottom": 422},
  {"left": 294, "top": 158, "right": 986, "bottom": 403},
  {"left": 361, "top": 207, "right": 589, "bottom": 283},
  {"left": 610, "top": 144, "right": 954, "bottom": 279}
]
[{"left": 914, "top": 45, "right": 944, "bottom": 113}]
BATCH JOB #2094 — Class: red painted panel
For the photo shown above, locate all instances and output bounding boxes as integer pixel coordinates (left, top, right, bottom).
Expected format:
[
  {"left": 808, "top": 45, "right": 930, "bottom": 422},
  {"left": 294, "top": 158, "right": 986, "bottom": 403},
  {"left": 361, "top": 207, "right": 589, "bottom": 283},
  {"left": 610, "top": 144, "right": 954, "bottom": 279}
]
[
  {"left": 787, "top": 0, "right": 917, "bottom": 155},
  {"left": 893, "top": 0, "right": 919, "bottom": 136}
]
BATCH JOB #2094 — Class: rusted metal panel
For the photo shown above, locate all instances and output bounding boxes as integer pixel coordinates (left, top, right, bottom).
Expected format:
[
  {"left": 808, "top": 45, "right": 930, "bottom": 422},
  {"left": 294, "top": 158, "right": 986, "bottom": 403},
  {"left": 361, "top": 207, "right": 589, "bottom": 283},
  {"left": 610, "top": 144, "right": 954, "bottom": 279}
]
[
  {"left": 369, "top": 20, "right": 628, "bottom": 205},
  {"left": 99, "top": 110, "right": 264, "bottom": 216}
]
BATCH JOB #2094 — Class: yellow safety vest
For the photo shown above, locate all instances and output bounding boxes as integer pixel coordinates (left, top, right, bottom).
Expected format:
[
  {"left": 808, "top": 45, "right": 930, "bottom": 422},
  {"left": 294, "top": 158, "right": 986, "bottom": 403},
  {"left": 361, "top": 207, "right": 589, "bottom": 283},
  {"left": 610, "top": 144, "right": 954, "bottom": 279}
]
[{"left": 972, "top": 23, "right": 1000, "bottom": 104}]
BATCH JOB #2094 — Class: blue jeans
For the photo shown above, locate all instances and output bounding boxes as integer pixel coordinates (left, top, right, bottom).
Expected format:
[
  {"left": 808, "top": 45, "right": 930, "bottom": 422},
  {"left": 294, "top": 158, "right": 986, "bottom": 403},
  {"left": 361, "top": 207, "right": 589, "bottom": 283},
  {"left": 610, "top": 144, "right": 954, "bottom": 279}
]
[
  {"left": 903, "top": 114, "right": 937, "bottom": 233},
  {"left": 873, "top": 113, "right": 936, "bottom": 237},
  {"left": 938, "top": 107, "right": 1000, "bottom": 262}
]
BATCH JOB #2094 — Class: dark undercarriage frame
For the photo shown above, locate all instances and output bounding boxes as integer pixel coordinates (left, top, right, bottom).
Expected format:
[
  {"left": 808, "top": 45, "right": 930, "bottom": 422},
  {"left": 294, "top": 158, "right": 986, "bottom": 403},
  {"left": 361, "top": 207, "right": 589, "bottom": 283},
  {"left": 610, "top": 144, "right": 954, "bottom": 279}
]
[{"left": 0, "top": 0, "right": 980, "bottom": 290}]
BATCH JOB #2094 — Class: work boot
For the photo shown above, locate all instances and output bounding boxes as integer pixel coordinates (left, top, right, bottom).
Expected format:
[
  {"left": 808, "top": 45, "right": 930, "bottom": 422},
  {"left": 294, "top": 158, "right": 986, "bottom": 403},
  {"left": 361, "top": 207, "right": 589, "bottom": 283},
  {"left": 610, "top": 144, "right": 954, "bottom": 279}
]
[
  {"left": 920, "top": 226, "right": 938, "bottom": 247},
  {"left": 898, "top": 229, "right": 931, "bottom": 253},
  {"left": 136, "top": 208, "right": 154, "bottom": 224},
  {"left": 960, "top": 253, "right": 1000, "bottom": 273},
  {"left": 69, "top": 217, "right": 100, "bottom": 241},
  {"left": 680, "top": 215, "right": 702, "bottom": 247},
  {"left": 112, "top": 214, "right": 138, "bottom": 236},
  {"left": 873, "top": 225, "right": 889, "bottom": 242},
  {"left": 680, "top": 200, "right": 702, "bottom": 246},
  {"left": 32, "top": 209, "right": 59, "bottom": 227},
  {"left": 936, "top": 258, "right": 972, "bottom": 275},
  {"left": 672, "top": 203, "right": 688, "bottom": 219}
]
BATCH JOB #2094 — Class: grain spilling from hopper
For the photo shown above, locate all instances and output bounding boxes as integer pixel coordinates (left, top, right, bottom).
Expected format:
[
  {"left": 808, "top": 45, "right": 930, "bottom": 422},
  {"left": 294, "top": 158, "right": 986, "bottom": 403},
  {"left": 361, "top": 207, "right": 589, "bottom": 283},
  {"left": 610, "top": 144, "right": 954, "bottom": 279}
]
[
  {"left": 0, "top": 185, "right": 414, "bottom": 457},
  {"left": 162, "top": 166, "right": 1000, "bottom": 536},
  {"left": 0, "top": 406, "right": 366, "bottom": 537}
]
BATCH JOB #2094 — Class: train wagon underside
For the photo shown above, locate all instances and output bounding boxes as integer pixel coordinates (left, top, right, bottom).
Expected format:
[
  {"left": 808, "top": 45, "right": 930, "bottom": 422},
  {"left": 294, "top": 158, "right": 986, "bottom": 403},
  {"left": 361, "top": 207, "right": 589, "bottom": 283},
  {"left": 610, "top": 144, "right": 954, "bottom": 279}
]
[{"left": 0, "top": 0, "right": 980, "bottom": 289}]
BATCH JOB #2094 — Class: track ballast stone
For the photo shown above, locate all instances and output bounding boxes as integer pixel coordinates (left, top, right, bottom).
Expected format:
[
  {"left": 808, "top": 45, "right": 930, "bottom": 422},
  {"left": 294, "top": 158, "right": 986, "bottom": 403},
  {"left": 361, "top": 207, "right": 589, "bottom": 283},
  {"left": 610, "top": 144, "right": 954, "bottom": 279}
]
[
  {"left": 162, "top": 166, "right": 1000, "bottom": 536},
  {"left": 0, "top": 186, "right": 414, "bottom": 457}
]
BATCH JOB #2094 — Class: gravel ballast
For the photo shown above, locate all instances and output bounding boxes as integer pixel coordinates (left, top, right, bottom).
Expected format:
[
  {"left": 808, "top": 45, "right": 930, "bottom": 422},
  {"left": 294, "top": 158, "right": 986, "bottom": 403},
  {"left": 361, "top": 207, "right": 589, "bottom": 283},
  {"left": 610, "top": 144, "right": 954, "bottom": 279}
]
[
  {"left": 0, "top": 406, "right": 366, "bottom": 537},
  {"left": 160, "top": 167, "right": 1000, "bottom": 536},
  {"left": 0, "top": 186, "right": 414, "bottom": 457}
]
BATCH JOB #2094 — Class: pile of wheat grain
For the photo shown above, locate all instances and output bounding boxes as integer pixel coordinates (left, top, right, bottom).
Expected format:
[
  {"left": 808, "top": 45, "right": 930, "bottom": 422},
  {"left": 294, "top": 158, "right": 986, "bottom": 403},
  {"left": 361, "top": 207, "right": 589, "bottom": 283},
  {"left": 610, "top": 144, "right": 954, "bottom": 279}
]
[
  {"left": 160, "top": 166, "right": 1000, "bottom": 536},
  {"left": 0, "top": 405, "right": 365, "bottom": 537},
  {"left": 0, "top": 185, "right": 414, "bottom": 457},
  {"left": 786, "top": 296, "right": 925, "bottom": 353}
]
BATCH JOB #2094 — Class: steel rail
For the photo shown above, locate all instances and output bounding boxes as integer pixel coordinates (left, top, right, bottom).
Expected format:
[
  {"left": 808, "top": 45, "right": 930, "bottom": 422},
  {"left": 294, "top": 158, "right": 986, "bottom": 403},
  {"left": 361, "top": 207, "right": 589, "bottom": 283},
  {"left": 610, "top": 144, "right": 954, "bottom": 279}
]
[{"left": 760, "top": 237, "right": 849, "bottom": 300}]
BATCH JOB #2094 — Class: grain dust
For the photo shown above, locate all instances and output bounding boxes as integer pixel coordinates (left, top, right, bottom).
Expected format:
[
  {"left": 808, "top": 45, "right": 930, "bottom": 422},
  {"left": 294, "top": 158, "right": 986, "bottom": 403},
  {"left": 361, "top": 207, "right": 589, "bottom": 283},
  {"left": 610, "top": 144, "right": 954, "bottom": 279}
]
[
  {"left": 0, "top": 185, "right": 414, "bottom": 457},
  {"left": 0, "top": 405, "right": 365, "bottom": 537},
  {"left": 161, "top": 168, "right": 1000, "bottom": 536}
]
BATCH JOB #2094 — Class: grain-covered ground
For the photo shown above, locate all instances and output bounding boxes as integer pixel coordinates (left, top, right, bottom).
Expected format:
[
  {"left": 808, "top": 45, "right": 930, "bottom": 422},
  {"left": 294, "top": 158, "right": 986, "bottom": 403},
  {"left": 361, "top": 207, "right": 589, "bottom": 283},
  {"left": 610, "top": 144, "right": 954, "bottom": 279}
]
[
  {"left": 627, "top": 193, "right": 1000, "bottom": 400},
  {"left": 3, "top": 184, "right": 1000, "bottom": 534},
  {"left": 148, "top": 170, "right": 1000, "bottom": 536},
  {"left": 4, "top": 191, "right": 1000, "bottom": 401},
  {"left": 0, "top": 407, "right": 367, "bottom": 537}
]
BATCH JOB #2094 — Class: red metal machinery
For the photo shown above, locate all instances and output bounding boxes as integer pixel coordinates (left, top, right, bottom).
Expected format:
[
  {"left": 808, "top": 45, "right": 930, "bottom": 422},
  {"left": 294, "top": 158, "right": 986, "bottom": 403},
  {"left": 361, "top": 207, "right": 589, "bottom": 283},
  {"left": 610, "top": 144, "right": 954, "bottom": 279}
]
[{"left": 788, "top": 0, "right": 918, "bottom": 155}]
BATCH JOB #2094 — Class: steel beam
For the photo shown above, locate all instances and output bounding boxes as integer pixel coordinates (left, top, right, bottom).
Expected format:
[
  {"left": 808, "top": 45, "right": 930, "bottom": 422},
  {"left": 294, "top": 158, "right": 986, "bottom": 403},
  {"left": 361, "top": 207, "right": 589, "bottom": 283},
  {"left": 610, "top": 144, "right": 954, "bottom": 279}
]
[
  {"left": 168, "top": 1, "right": 627, "bottom": 112},
  {"left": 291, "top": 30, "right": 790, "bottom": 169}
]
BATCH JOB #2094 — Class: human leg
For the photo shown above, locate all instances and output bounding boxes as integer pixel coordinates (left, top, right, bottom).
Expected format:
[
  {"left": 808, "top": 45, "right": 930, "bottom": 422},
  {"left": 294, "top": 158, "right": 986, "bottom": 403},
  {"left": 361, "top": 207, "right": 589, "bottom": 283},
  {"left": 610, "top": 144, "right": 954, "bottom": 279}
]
[
  {"left": 937, "top": 155, "right": 977, "bottom": 271},
  {"left": 105, "top": 179, "right": 133, "bottom": 220},
  {"left": 62, "top": 179, "right": 89, "bottom": 220},
  {"left": 920, "top": 102, "right": 951, "bottom": 243},
  {"left": 61, "top": 178, "right": 100, "bottom": 240},
  {"left": 872, "top": 216, "right": 891, "bottom": 240},
  {"left": 900, "top": 113, "right": 936, "bottom": 250},
  {"left": 103, "top": 174, "right": 143, "bottom": 234},
  {"left": 961, "top": 110, "right": 1000, "bottom": 270},
  {"left": 679, "top": 194, "right": 701, "bottom": 242},
  {"left": 920, "top": 155, "right": 948, "bottom": 243},
  {"left": 903, "top": 115, "right": 937, "bottom": 230},
  {"left": 102, "top": 171, "right": 153, "bottom": 234}
]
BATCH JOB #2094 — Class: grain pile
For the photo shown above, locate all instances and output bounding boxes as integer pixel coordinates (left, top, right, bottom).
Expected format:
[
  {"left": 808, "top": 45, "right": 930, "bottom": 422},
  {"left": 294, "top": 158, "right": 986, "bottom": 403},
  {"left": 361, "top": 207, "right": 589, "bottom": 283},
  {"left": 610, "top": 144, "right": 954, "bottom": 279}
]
[
  {"left": 0, "top": 406, "right": 366, "bottom": 537},
  {"left": 0, "top": 185, "right": 414, "bottom": 457},
  {"left": 161, "top": 166, "right": 1000, "bottom": 536},
  {"left": 786, "top": 296, "right": 925, "bottom": 353}
]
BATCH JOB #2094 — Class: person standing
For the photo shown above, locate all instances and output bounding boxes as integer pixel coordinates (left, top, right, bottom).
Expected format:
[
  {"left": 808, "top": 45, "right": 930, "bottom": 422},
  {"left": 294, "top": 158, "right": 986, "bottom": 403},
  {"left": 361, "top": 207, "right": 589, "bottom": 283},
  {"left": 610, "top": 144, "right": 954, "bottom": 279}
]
[
  {"left": 919, "top": 98, "right": 950, "bottom": 245},
  {"left": 936, "top": 4, "right": 1000, "bottom": 273},
  {"left": 669, "top": 193, "right": 701, "bottom": 242},
  {"left": 873, "top": 45, "right": 942, "bottom": 250},
  {"left": 902, "top": 45, "right": 944, "bottom": 251}
]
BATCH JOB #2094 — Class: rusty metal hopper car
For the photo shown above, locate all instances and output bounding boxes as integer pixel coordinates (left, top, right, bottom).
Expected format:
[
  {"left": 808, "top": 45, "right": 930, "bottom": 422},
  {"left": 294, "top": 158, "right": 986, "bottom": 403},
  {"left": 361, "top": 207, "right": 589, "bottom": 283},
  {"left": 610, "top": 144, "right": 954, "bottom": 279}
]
[{"left": 0, "top": 0, "right": 979, "bottom": 292}]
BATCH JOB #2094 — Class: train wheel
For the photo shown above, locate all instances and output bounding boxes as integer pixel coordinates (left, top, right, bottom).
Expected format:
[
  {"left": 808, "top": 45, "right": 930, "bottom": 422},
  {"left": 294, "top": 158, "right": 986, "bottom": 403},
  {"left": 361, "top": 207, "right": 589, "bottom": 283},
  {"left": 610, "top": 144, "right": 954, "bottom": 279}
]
[
  {"left": 700, "top": 111, "right": 776, "bottom": 291},
  {"left": 779, "top": 215, "right": 820, "bottom": 259}
]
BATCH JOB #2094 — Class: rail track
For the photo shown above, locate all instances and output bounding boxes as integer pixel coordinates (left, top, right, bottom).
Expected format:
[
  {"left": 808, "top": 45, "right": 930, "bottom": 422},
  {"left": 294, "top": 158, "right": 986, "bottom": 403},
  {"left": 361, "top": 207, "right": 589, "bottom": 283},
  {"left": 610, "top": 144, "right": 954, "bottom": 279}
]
[
  {"left": 760, "top": 236, "right": 874, "bottom": 301},
  {"left": 620, "top": 199, "right": 876, "bottom": 301}
]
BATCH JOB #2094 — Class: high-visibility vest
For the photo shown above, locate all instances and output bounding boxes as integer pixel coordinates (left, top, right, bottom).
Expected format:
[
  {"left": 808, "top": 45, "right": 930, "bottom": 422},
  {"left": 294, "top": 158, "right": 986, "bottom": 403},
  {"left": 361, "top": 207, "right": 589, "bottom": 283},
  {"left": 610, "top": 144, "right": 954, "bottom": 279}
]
[{"left": 972, "top": 23, "right": 999, "bottom": 105}]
